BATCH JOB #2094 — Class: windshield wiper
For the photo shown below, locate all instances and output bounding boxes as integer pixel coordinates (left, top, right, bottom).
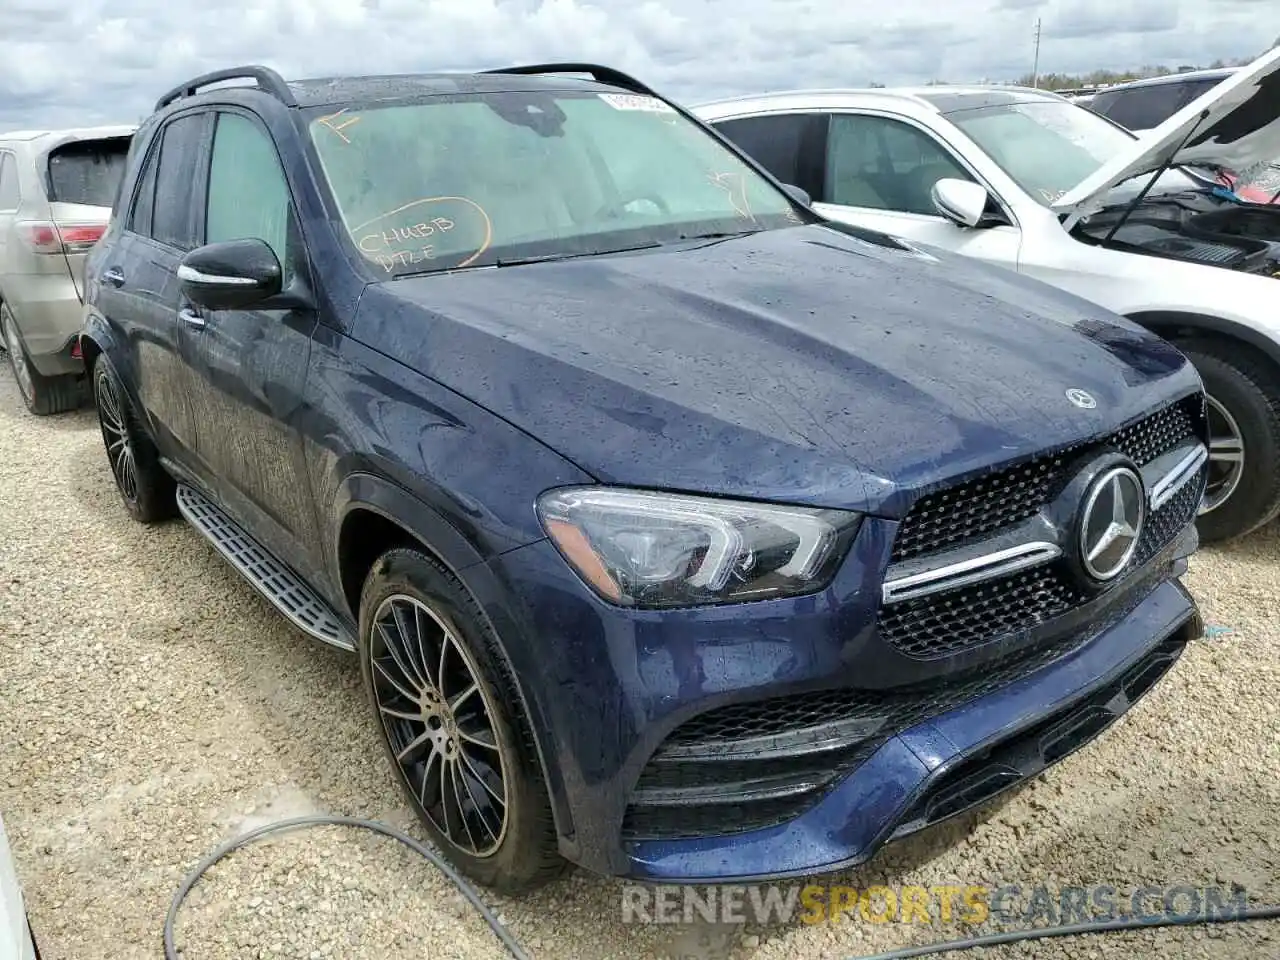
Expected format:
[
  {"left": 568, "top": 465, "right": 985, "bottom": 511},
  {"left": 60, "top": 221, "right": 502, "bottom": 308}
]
[
  {"left": 1101, "top": 108, "right": 1212, "bottom": 244},
  {"left": 494, "top": 241, "right": 661, "bottom": 268},
  {"left": 678, "top": 228, "right": 762, "bottom": 241}
]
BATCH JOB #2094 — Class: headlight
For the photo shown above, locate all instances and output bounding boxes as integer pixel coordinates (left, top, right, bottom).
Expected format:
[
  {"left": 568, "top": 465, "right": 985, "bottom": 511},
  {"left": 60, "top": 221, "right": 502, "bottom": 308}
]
[{"left": 536, "top": 487, "right": 861, "bottom": 608}]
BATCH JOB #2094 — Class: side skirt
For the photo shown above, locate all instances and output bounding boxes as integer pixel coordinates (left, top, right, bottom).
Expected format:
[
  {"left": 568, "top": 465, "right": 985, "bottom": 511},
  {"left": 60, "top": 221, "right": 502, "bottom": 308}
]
[{"left": 175, "top": 483, "right": 356, "bottom": 652}]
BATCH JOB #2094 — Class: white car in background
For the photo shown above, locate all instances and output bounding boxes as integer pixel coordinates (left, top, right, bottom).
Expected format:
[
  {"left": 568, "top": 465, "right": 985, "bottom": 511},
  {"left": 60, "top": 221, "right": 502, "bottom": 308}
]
[
  {"left": 695, "top": 47, "right": 1280, "bottom": 543},
  {"left": 0, "top": 815, "right": 37, "bottom": 960}
]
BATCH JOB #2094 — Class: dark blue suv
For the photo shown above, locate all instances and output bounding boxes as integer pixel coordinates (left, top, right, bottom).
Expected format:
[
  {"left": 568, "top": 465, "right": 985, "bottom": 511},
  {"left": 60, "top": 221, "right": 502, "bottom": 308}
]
[{"left": 81, "top": 63, "right": 1208, "bottom": 893}]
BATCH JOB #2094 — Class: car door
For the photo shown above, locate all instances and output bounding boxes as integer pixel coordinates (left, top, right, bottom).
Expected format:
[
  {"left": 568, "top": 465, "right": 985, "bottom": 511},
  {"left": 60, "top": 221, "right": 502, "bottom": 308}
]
[
  {"left": 180, "top": 108, "right": 321, "bottom": 573},
  {"left": 812, "top": 112, "right": 1022, "bottom": 269},
  {"left": 91, "top": 112, "right": 210, "bottom": 459}
]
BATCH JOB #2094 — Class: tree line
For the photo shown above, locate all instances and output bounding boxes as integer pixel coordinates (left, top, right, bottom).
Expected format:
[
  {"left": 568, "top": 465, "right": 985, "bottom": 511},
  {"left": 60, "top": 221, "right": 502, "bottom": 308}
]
[
  {"left": 864, "top": 36, "right": 1280, "bottom": 90},
  {"left": 1015, "top": 35, "right": 1280, "bottom": 91}
]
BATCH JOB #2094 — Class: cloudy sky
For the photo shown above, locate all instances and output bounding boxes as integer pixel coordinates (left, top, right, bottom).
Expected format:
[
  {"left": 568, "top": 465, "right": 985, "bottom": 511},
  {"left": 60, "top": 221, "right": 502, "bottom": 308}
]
[{"left": 0, "top": 0, "right": 1271, "bottom": 129}]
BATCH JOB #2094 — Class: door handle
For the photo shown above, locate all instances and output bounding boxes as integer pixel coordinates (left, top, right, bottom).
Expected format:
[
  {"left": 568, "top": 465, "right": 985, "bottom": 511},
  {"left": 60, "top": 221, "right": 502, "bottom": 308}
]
[
  {"left": 100, "top": 267, "right": 125, "bottom": 287},
  {"left": 179, "top": 308, "right": 206, "bottom": 330}
]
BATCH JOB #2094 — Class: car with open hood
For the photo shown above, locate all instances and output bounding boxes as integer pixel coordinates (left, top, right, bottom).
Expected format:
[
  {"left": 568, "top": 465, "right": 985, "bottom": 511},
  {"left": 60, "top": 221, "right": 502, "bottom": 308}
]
[
  {"left": 79, "top": 62, "right": 1206, "bottom": 893},
  {"left": 1086, "top": 68, "right": 1279, "bottom": 204},
  {"left": 697, "top": 47, "right": 1280, "bottom": 543}
]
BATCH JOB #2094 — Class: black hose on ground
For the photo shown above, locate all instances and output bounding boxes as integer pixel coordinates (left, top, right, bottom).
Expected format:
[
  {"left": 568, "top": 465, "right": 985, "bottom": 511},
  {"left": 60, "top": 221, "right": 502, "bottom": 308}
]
[
  {"left": 164, "top": 815, "right": 1280, "bottom": 960},
  {"left": 847, "top": 903, "right": 1280, "bottom": 959},
  {"left": 162, "top": 815, "right": 531, "bottom": 960}
]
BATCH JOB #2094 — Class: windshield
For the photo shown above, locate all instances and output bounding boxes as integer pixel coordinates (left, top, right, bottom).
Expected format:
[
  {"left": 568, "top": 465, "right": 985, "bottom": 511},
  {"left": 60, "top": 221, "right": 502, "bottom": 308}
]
[
  {"left": 947, "top": 100, "right": 1199, "bottom": 206},
  {"left": 307, "top": 91, "right": 800, "bottom": 276}
]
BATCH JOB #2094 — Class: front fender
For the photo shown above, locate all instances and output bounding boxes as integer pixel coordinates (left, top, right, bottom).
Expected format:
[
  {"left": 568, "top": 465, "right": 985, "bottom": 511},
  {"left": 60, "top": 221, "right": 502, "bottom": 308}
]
[
  {"left": 330, "top": 471, "right": 491, "bottom": 584},
  {"left": 328, "top": 470, "right": 575, "bottom": 843}
]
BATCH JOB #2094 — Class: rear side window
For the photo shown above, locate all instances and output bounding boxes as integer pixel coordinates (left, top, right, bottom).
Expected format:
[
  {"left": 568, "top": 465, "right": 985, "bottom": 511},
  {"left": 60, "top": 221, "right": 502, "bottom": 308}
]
[
  {"left": 149, "top": 115, "right": 205, "bottom": 249},
  {"left": 712, "top": 114, "right": 816, "bottom": 191},
  {"left": 1091, "top": 83, "right": 1187, "bottom": 131},
  {"left": 47, "top": 137, "right": 131, "bottom": 208},
  {"left": 0, "top": 153, "right": 19, "bottom": 210},
  {"left": 128, "top": 139, "right": 160, "bottom": 237}
]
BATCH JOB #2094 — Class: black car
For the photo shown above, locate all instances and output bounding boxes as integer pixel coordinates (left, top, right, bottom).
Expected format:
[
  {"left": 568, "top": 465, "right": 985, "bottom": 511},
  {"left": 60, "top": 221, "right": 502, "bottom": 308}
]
[
  {"left": 1089, "top": 68, "right": 1239, "bottom": 132},
  {"left": 78, "top": 64, "right": 1207, "bottom": 892}
]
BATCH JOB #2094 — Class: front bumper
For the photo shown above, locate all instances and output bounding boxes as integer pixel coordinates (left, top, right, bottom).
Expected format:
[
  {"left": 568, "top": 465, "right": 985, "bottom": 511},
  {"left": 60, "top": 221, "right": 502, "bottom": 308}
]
[
  {"left": 628, "top": 578, "right": 1198, "bottom": 882},
  {"left": 486, "top": 515, "right": 1200, "bottom": 881}
]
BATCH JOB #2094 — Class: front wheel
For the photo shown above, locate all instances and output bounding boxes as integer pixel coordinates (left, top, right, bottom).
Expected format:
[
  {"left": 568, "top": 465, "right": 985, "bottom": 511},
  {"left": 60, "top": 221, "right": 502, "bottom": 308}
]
[
  {"left": 358, "top": 548, "right": 565, "bottom": 894},
  {"left": 1180, "top": 341, "right": 1280, "bottom": 543}
]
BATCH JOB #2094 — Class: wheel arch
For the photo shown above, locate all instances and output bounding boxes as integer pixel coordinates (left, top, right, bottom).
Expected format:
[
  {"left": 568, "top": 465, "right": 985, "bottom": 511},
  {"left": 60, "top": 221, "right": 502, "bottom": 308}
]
[
  {"left": 1127, "top": 310, "right": 1280, "bottom": 380},
  {"left": 77, "top": 310, "right": 121, "bottom": 378},
  {"left": 331, "top": 472, "right": 574, "bottom": 843}
]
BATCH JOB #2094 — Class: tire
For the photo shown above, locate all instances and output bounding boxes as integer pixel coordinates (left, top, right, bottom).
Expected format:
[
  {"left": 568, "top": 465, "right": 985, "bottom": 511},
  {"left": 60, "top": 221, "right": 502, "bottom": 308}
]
[
  {"left": 0, "top": 301, "right": 81, "bottom": 416},
  {"left": 1179, "top": 340, "right": 1280, "bottom": 543},
  {"left": 358, "top": 547, "right": 565, "bottom": 894},
  {"left": 91, "top": 354, "right": 177, "bottom": 524}
]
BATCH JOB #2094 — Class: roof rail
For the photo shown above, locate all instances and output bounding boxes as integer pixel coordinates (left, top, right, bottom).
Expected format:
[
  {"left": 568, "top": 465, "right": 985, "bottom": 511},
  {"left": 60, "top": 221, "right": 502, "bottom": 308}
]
[
  {"left": 154, "top": 65, "right": 296, "bottom": 111},
  {"left": 480, "top": 62, "right": 660, "bottom": 98}
]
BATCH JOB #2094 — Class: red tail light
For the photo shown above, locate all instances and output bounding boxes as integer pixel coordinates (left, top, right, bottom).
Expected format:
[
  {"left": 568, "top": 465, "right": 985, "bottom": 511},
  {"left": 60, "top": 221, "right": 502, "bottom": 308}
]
[{"left": 16, "top": 220, "right": 105, "bottom": 255}]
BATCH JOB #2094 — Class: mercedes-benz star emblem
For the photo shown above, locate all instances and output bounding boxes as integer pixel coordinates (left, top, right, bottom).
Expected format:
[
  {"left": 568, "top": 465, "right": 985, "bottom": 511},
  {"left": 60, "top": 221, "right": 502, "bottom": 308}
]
[
  {"left": 1080, "top": 466, "right": 1145, "bottom": 581},
  {"left": 1065, "top": 388, "right": 1097, "bottom": 409}
]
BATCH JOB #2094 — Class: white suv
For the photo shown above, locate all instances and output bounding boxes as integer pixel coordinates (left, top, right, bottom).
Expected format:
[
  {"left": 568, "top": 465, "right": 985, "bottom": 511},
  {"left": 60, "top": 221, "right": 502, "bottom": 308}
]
[
  {"left": 0, "top": 814, "right": 37, "bottom": 960},
  {"left": 695, "top": 48, "right": 1280, "bottom": 543}
]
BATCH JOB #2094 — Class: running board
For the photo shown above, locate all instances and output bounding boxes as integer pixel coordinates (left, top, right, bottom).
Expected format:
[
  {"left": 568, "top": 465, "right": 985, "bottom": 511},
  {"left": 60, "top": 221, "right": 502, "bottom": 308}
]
[{"left": 175, "top": 484, "right": 356, "bottom": 652}]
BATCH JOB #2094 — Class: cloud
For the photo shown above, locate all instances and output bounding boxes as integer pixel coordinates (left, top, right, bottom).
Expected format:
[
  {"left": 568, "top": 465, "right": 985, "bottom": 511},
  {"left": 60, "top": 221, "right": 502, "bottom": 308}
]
[
  {"left": 1047, "top": 0, "right": 1178, "bottom": 42},
  {"left": 0, "top": 0, "right": 1268, "bottom": 129}
]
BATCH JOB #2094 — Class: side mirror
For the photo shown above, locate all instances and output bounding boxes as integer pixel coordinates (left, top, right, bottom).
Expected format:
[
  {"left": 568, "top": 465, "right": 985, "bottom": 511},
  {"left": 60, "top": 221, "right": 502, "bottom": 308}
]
[
  {"left": 781, "top": 183, "right": 812, "bottom": 207},
  {"left": 177, "top": 238, "right": 283, "bottom": 311},
  {"left": 931, "top": 178, "right": 992, "bottom": 229}
]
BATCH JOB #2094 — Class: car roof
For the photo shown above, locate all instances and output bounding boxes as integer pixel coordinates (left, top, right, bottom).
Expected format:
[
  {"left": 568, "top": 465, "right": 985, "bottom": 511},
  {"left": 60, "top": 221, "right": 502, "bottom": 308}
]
[
  {"left": 283, "top": 72, "right": 624, "bottom": 108},
  {"left": 1098, "top": 68, "right": 1240, "bottom": 93},
  {"left": 0, "top": 124, "right": 136, "bottom": 145},
  {"left": 696, "top": 85, "right": 1065, "bottom": 118}
]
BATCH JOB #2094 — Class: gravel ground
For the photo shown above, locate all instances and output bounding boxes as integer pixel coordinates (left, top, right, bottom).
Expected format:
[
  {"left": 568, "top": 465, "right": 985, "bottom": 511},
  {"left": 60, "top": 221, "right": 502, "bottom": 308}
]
[{"left": 0, "top": 358, "right": 1277, "bottom": 960}]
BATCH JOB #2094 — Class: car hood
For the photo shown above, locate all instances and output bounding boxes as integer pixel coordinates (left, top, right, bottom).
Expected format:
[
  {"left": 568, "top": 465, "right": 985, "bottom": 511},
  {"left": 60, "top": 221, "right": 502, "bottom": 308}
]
[
  {"left": 352, "top": 224, "right": 1197, "bottom": 517},
  {"left": 1054, "top": 47, "right": 1280, "bottom": 222}
]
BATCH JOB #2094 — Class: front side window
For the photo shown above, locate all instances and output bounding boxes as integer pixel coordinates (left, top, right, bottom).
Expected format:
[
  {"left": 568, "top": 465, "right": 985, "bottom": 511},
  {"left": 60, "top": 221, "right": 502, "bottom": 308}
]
[
  {"left": 206, "top": 112, "right": 295, "bottom": 276},
  {"left": 946, "top": 100, "right": 1198, "bottom": 206},
  {"left": 825, "top": 115, "right": 973, "bottom": 215},
  {"left": 307, "top": 91, "right": 801, "bottom": 276}
]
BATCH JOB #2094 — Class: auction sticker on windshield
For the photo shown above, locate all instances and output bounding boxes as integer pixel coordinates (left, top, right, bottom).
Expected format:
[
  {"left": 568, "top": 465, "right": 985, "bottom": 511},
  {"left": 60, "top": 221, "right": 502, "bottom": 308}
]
[{"left": 599, "top": 93, "right": 675, "bottom": 113}]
